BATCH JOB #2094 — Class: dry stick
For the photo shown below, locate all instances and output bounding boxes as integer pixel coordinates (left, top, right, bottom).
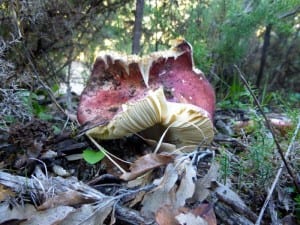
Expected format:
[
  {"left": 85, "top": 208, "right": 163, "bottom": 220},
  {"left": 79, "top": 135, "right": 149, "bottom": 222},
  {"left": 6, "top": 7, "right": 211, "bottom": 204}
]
[
  {"left": 234, "top": 65, "right": 300, "bottom": 193},
  {"left": 86, "top": 134, "right": 127, "bottom": 174},
  {"left": 255, "top": 116, "right": 300, "bottom": 225}
]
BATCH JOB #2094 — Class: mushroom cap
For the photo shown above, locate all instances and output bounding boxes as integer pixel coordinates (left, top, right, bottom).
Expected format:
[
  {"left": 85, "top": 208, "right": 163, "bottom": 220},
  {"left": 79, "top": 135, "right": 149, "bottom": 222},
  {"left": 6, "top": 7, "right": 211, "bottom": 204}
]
[{"left": 77, "top": 39, "right": 215, "bottom": 146}]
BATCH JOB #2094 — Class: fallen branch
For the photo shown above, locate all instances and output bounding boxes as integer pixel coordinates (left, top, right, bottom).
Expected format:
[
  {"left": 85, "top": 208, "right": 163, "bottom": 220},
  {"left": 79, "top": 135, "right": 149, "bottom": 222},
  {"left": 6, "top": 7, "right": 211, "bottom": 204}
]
[{"left": 216, "top": 191, "right": 258, "bottom": 223}]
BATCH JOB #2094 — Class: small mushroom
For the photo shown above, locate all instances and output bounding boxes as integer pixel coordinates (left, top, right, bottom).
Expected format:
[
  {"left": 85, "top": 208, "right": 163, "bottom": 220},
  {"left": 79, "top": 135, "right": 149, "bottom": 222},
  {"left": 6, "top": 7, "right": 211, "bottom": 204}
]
[{"left": 77, "top": 39, "right": 215, "bottom": 146}]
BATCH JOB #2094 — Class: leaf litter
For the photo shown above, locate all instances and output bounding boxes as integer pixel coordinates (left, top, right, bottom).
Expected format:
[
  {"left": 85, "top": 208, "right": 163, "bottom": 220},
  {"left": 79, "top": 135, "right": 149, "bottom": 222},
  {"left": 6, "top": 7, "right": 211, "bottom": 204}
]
[
  {"left": 1, "top": 100, "right": 298, "bottom": 224},
  {"left": 4, "top": 108, "right": 294, "bottom": 225},
  {"left": 0, "top": 131, "right": 222, "bottom": 225}
]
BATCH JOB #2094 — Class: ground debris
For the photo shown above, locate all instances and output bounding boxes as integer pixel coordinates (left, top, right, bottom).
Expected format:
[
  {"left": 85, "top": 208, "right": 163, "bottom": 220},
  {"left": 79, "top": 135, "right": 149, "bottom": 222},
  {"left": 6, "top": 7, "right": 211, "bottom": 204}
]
[{"left": 0, "top": 107, "right": 298, "bottom": 224}]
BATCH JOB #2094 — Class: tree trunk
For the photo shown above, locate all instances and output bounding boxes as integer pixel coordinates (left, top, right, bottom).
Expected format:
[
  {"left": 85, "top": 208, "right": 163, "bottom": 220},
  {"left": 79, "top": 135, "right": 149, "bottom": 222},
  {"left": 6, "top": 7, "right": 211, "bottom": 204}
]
[
  {"left": 256, "top": 24, "right": 272, "bottom": 88},
  {"left": 132, "top": 0, "right": 144, "bottom": 55}
]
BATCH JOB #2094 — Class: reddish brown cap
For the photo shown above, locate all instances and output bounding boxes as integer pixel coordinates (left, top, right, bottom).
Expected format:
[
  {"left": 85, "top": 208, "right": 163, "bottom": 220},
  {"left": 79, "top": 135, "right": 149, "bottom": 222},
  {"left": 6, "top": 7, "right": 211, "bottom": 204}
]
[{"left": 77, "top": 39, "right": 215, "bottom": 146}]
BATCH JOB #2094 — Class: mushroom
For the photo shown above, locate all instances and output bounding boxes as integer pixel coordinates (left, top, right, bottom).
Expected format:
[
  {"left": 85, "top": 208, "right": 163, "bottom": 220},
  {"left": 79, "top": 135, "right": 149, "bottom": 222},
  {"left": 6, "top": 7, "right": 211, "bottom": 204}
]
[{"left": 77, "top": 39, "right": 215, "bottom": 146}]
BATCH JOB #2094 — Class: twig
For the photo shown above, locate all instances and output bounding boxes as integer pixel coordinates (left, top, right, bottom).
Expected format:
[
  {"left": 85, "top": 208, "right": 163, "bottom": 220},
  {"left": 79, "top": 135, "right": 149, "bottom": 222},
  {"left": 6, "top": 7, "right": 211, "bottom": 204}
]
[
  {"left": 38, "top": 77, "right": 67, "bottom": 116},
  {"left": 214, "top": 136, "right": 249, "bottom": 149},
  {"left": 86, "top": 134, "right": 128, "bottom": 174},
  {"left": 255, "top": 116, "right": 300, "bottom": 225},
  {"left": 234, "top": 65, "right": 300, "bottom": 193},
  {"left": 66, "top": 47, "right": 74, "bottom": 111}
]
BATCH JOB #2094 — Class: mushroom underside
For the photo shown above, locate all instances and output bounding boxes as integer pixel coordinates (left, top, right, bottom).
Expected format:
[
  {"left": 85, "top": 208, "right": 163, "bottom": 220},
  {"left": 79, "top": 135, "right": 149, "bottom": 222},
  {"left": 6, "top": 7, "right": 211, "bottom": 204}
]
[{"left": 87, "top": 88, "right": 214, "bottom": 146}]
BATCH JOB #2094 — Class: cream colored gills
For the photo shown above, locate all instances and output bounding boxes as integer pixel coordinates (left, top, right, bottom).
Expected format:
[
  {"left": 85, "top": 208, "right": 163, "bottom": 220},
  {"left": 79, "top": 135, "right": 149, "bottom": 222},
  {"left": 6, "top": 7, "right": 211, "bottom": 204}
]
[{"left": 87, "top": 88, "right": 214, "bottom": 146}]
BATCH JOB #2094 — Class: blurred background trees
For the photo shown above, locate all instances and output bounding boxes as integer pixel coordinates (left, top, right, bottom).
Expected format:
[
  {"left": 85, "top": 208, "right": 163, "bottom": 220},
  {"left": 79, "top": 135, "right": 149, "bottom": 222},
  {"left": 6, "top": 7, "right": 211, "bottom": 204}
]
[{"left": 0, "top": 0, "right": 299, "bottom": 108}]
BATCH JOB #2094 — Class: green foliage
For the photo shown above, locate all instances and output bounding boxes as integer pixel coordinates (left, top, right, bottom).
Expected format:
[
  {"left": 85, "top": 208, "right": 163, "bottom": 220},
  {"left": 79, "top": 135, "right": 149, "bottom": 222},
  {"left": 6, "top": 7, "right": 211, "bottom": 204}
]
[
  {"left": 1, "top": 0, "right": 298, "bottom": 92},
  {"left": 82, "top": 148, "right": 105, "bottom": 165},
  {"left": 52, "top": 125, "right": 61, "bottom": 135},
  {"left": 0, "top": 0, "right": 133, "bottom": 86},
  {"left": 217, "top": 119, "right": 275, "bottom": 196},
  {"left": 218, "top": 147, "right": 231, "bottom": 184},
  {"left": 247, "top": 132, "right": 274, "bottom": 184},
  {"left": 217, "top": 74, "right": 255, "bottom": 109},
  {"left": 20, "top": 90, "right": 53, "bottom": 121}
]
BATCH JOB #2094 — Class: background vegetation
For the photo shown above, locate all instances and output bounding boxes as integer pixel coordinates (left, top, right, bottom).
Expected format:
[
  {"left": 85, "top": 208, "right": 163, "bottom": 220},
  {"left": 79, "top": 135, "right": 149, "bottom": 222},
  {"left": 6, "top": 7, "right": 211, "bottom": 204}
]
[{"left": 1, "top": 0, "right": 299, "bottom": 90}]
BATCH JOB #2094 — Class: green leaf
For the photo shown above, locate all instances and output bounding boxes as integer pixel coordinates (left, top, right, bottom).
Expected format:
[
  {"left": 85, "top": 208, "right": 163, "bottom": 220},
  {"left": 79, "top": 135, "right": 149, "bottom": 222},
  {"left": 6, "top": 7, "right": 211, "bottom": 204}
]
[
  {"left": 52, "top": 125, "right": 61, "bottom": 135},
  {"left": 82, "top": 148, "right": 105, "bottom": 164},
  {"left": 38, "top": 112, "right": 53, "bottom": 121},
  {"left": 51, "top": 84, "right": 60, "bottom": 93}
]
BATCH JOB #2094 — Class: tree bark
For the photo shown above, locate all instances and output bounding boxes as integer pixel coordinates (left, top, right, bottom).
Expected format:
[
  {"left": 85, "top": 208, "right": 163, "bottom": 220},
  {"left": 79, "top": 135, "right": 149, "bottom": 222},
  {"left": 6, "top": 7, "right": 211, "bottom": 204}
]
[
  {"left": 132, "top": 0, "right": 144, "bottom": 55},
  {"left": 256, "top": 24, "right": 272, "bottom": 88}
]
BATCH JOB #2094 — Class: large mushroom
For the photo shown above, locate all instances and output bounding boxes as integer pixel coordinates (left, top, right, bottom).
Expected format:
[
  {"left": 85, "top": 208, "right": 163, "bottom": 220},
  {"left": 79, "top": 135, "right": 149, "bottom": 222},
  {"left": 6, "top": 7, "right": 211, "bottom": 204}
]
[{"left": 77, "top": 39, "right": 215, "bottom": 146}]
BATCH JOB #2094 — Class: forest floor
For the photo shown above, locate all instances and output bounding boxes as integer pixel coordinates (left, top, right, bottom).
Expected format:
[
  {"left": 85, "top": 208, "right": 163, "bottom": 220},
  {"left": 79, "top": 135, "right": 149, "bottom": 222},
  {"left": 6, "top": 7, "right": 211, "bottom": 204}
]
[{"left": 0, "top": 90, "right": 299, "bottom": 225}]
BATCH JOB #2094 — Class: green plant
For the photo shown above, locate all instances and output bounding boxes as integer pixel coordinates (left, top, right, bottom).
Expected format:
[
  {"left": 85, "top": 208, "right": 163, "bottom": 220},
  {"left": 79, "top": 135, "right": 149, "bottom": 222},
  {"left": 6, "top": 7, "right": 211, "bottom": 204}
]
[
  {"left": 82, "top": 148, "right": 105, "bottom": 165},
  {"left": 217, "top": 74, "right": 256, "bottom": 109},
  {"left": 218, "top": 148, "right": 232, "bottom": 184},
  {"left": 20, "top": 90, "right": 54, "bottom": 121},
  {"left": 248, "top": 134, "right": 274, "bottom": 185}
]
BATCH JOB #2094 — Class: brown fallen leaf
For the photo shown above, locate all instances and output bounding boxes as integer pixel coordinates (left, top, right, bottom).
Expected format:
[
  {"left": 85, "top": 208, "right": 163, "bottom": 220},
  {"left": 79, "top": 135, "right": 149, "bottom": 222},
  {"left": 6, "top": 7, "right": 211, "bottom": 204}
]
[
  {"left": 156, "top": 205, "right": 179, "bottom": 225},
  {"left": 23, "top": 206, "right": 74, "bottom": 225},
  {"left": 0, "top": 202, "right": 74, "bottom": 225},
  {"left": 0, "top": 203, "right": 35, "bottom": 224},
  {"left": 141, "top": 164, "right": 178, "bottom": 218},
  {"left": 193, "top": 161, "right": 219, "bottom": 202},
  {"left": 0, "top": 184, "right": 15, "bottom": 201},
  {"left": 156, "top": 203, "right": 217, "bottom": 225},
  {"left": 191, "top": 204, "right": 217, "bottom": 225},
  {"left": 37, "top": 190, "right": 95, "bottom": 211},
  {"left": 141, "top": 156, "right": 198, "bottom": 218},
  {"left": 175, "top": 212, "right": 208, "bottom": 225},
  {"left": 174, "top": 159, "right": 196, "bottom": 207},
  {"left": 60, "top": 201, "right": 114, "bottom": 225},
  {"left": 120, "top": 153, "right": 175, "bottom": 181}
]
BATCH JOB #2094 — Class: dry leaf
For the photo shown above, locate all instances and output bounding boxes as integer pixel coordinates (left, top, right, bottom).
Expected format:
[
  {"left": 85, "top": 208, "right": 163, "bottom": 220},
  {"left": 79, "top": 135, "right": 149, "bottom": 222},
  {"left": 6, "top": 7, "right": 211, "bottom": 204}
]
[
  {"left": 120, "top": 153, "right": 175, "bottom": 181},
  {"left": 175, "top": 212, "right": 208, "bottom": 225},
  {"left": 141, "top": 164, "right": 178, "bottom": 218},
  {"left": 156, "top": 205, "right": 179, "bottom": 225},
  {"left": 23, "top": 206, "right": 74, "bottom": 225},
  {"left": 60, "top": 201, "right": 114, "bottom": 225},
  {"left": 175, "top": 160, "right": 196, "bottom": 207},
  {"left": 0, "top": 202, "right": 74, "bottom": 225},
  {"left": 0, "top": 203, "right": 36, "bottom": 223},
  {"left": 37, "top": 190, "right": 94, "bottom": 210},
  {"left": 193, "top": 162, "right": 219, "bottom": 202},
  {"left": 156, "top": 203, "right": 216, "bottom": 225},
  {"left": 142, "top": 157, "right": 197, "bottom": 218},
  {"left": 277, "top": 186, "right": 292, "bottom": 211},
  {"left": 0, "top": 184, "right": 15, "bottom": 201},
  {"left": 192, "top": 204, "right": 217, "bottom": 225},
  {"left": 0, "top": 170, "right": 115, "bottom": 225}
]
